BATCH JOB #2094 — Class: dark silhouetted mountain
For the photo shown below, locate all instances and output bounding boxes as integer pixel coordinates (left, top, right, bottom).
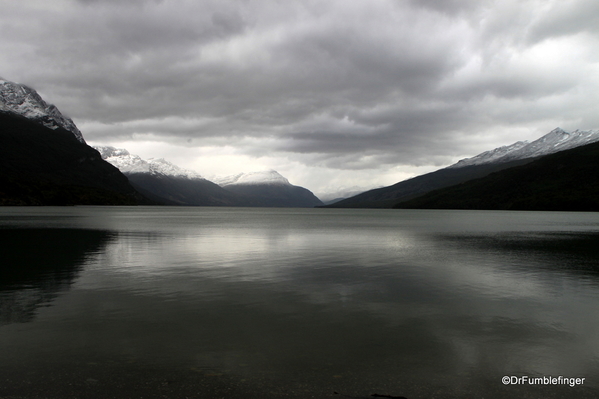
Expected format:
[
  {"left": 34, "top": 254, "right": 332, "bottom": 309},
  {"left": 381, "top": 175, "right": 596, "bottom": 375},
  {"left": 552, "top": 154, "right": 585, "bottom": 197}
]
[
  {"left": 126, "top": 173, "right": 251, "bottom": 206},
  {"left": 215, "top": 170, "right": 324, "bottom": 207},
  {"left": 323, "top": 159, "right": 531, "bottom": 208},
  {"left": 0, "top": 111, "right": 146, "bottom": 205},
  {"left": 325, "top": 127, "right": 599, "bottom": 209},
  {"left": 318, "top": 186, "right": 374, "bottom": 205},
  {"left": 394, "top": 141, "right": 599, "bottom": 211}
]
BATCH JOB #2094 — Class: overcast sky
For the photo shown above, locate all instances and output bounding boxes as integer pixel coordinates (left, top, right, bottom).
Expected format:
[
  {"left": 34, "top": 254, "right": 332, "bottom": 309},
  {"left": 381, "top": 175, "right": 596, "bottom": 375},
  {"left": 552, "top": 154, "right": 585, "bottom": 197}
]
[{"left": 1, "top": 0, "right": 598, "bottom": 196}]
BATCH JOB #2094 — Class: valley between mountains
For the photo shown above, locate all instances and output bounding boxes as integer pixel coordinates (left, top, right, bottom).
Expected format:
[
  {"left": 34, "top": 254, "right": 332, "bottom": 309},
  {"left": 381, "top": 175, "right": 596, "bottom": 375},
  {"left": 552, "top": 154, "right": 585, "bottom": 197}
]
[{"left": 2, "top": 77, "right": 598, "bottom": 211}]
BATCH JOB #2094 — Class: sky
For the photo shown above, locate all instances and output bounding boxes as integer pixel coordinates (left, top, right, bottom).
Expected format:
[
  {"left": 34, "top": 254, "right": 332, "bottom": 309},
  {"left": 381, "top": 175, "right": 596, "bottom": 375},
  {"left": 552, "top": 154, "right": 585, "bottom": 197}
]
[{"left": 1, "top": 0, "right": 598, "bottom": 198}]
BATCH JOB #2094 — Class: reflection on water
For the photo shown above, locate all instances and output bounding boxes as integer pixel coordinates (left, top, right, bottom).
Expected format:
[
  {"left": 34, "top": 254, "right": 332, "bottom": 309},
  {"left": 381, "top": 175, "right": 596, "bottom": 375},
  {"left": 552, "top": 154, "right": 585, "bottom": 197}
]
[
  {"left": 0, "top": 228, "right": 115, "bottom": 325},
  {"left": 0, "top": 207, "right": 598, "bottom": 398},
  {"left": 436, "top": 232, "right": 599, "bottom": 276}
]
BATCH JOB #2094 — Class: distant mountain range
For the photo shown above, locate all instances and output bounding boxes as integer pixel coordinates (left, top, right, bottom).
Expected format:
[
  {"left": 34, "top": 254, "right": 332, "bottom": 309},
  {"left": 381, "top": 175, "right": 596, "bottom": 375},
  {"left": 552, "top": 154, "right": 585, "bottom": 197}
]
[
  {"left": 326, "top": 127, "right": 599, "bottom": 209},
  {"left": 96, "top": 146, "right": 323, "bottom": 207},
  {"left": 2, "top": 76, "right": 598, "bottom": 211},
  {"left": 0, "top": 77, "right": 323, "bottom": 207},
  {"left": 94, "top": 146, "right": 204, "bottom": 179},
  {"left": 94, "top": 146, "right": 244, "bottom": 206}
]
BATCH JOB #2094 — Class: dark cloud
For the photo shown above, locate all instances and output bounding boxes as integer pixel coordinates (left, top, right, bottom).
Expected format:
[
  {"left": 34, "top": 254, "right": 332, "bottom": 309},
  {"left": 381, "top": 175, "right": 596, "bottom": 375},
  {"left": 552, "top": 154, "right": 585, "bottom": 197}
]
[
  {"left": 0, "top": 0, "right": 597, "bottom": 192},
  {"left": 408, "top": 0, "right": 488, "bottom": 16}
]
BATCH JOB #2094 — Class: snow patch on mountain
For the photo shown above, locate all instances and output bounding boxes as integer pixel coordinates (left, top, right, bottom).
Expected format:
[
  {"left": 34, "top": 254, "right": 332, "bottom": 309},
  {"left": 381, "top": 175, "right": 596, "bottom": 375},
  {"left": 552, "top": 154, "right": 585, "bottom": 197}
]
[
  {"left": 449, "top": 128, "right": 599, "bottom": 168},
  {"left": 214, "top": 170, "right": 291, "bottom": 186},
  {"left": 94, "top": 146, "right": 204, "bottom": 179},
  {"left": 450, "top": 141, "right": 529, "bottom": 168},
  {"left": 0, "top": 77, "right": 85, "bottom": 143}
]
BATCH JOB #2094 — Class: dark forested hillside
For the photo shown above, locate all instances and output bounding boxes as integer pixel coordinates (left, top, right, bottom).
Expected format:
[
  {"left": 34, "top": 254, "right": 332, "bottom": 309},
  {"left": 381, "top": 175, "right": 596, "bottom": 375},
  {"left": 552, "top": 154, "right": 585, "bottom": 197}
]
[
  {"left": 0, "top": 111, "right": 147, "bottom": 205},
  {"left": 394, "top": 141, "right": 599, "bottom": 212},
  {"left": 222, "top": 183, "right": 324, "bottom": 207},
  {"left": 323, "top": 159, "right": 532, "bottom": 208},
  {"left": 126, "top": 173, "right": 252, "bottom": 206}
]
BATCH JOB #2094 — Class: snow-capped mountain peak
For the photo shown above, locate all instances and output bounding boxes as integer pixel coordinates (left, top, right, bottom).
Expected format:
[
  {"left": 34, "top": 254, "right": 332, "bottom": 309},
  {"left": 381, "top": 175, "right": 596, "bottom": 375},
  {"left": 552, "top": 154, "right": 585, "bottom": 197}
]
[
  {"left": 146, "top": 157, "right": 203, "bottom": 179},
  {"left": 214, "top": 170, "right": 291, "bottom": 186},
  {"left": 94, "top": 145, "right": 203, "bottom": 179},
  {"left": 0, "top": 77, "right": 85, "bottom": 143},
  {"left": 94, "top": 146, "right": 149, "bottom": 174},
  {"left": 450, "top": 141, "right": 529, "bottom": 168},
  {"left": 448, "top": 127, "right": 599, "bottom": 168}
]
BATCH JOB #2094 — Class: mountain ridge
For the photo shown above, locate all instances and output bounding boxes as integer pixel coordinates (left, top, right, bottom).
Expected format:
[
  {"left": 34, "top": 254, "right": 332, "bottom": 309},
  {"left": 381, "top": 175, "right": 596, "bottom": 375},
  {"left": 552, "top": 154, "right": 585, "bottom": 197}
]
[
  {"left": 4, "top": 76, "right": 594, "bottom": 210},
  {"left": 0, "top": 78, "right": 85, "bottom": 143},
  {"left": 0, "top": 111, "right": 146, "bottom": 205},
  {"left": 95, "top": 146, "right": 204, "bottom": 180},
  {"left": 0, "top": 78, "right": 151, "bottom": 205},
  {"left": 325, "top": 127, "right": 599, "bottom": 209},
  {"left": 95, "top": 146, "right": 323, "bottom": 207},
  {"left": 449, "top": 128, "right": 599, "bottom": 168},
  {"left": 394, "top": 140, "right": 599, "bottom": 212}
]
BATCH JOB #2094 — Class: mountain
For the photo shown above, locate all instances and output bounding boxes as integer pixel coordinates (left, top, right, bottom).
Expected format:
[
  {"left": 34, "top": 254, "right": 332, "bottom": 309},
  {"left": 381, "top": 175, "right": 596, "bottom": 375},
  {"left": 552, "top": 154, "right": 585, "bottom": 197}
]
[
  {"left": 95, "top": 146, "right": 204, "bottom": 179},
  {"left": 449, "top": 128, "right": 599, "bottom": 168},
  {"left": 0, "top": 112, "right": 146, "bottom": 205},
  {"left": 96, "top": 149, "right": 324, "bottom": 207},
  {"left": 214, "top": 170, "right": 291, "bottom": 186},
  {"left": 325, "top": 127, "right": 599, "bottom": 209},
  {"left": 0, "top": 78, "right": 150, "bottom": 205},
  {"left": 215, "top": 170, "right": 324, "bottom": 207},
  {"left": 95, "top": 146, "right": 248, "bottom": 206},
  {"left": 323, "top": 159, "right": 531, "bottom": 208},
  {"left": 0, "top": 78, "right": 85, "bottom": 143},
  {"left": 317, "top": 186, "right": 374, "bottom": 205},
  {"left": 394, "top": 140, "right": 599, "bottom": 211}
]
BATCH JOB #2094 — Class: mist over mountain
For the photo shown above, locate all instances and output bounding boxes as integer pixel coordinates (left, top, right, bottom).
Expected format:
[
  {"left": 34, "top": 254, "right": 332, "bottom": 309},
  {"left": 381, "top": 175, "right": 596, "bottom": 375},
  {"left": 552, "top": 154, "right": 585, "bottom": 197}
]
[
  {"left": 97, "top": 149, "right": 324, "bottom": 207},
  {"left": 215, "top": 170, "right": 324, "bottom": 208},
  {"left": 213, "top": 170, "right": 291, "bottom": 186},
  {"left": 318, "top": 186, "right": 374, "bottom": 205},
  {"left": 94, "top": 146, "right": 248, "bottom": 206}
]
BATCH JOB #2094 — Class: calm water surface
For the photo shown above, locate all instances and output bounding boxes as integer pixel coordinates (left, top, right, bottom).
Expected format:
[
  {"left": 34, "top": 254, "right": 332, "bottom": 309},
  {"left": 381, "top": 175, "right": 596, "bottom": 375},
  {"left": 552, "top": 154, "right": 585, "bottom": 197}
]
[{"left": 1, "top": 206, "right": 599, "bottom": 398}]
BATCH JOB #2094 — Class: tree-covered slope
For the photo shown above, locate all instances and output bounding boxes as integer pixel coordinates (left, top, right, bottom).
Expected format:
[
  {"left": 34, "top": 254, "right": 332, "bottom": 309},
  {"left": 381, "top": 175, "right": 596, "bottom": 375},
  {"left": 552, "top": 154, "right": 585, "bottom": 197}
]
[
  {"left": 126, "top": 173, "right": 251, "bottom": 206},
  {"left": 323, "top": 159, "right": 532, "bottom": 208},
  {"left": 394, "top": 141, "right": 599, "bottom": 212},
  {"left": 0, "top": 111, "right": 146, "bottom": 205}
]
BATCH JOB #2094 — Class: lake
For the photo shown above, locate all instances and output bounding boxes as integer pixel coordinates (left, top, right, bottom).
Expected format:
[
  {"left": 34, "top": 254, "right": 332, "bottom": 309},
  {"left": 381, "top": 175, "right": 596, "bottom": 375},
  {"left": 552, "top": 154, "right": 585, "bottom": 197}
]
[{"left": 1, "top": 206, "right": 598, "bottom": 398}]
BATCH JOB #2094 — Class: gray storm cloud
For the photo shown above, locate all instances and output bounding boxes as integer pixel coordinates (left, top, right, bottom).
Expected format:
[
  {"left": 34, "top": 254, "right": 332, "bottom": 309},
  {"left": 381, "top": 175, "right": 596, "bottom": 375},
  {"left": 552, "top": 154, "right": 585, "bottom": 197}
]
[{"left": 1, "top": 0, "right": 598, "bottom": 190}]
